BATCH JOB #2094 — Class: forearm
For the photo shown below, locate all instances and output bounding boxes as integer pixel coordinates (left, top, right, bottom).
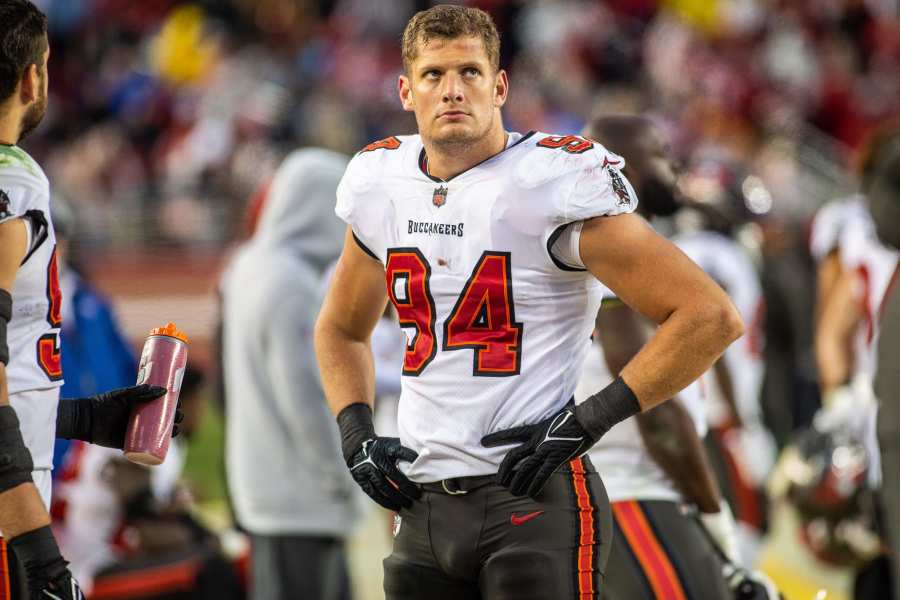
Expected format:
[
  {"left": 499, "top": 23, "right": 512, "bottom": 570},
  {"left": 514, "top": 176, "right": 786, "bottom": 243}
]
[
  {"left": 314, "top": 319, "right": 376, "bottom": 416},
  {"left": 620, "top": 303, "right": 742, "bottom": 410},
  {"left": 0, "top": 366, "right": 51, "bottom": 538},
  {"left": 0, "top": 484, "right": 51, "bottom": 538},
  {"left": 637, "top": 401, "right": 722, "bottom": 513}
]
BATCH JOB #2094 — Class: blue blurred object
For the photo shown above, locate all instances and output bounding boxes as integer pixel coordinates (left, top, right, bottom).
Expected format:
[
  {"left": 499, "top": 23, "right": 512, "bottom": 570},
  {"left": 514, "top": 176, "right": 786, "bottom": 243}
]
[{"left": 53, "top": 270, "right": 137, "bottom": 474}]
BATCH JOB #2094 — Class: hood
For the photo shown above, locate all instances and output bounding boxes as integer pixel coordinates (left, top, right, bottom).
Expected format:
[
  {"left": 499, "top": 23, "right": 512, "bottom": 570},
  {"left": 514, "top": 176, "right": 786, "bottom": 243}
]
[{"left": 254, "top": 148, "right": 349, "bottom": 274}]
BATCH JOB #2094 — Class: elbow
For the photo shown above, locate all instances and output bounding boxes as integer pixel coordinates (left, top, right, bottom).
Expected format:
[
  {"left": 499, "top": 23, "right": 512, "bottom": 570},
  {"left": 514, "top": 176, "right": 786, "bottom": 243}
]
[
  {"left": 700, "top": 298, "right": 744, "bottom": 351},
  {"left": 719, "top": 301, "right": 745, "bottom": 346}
]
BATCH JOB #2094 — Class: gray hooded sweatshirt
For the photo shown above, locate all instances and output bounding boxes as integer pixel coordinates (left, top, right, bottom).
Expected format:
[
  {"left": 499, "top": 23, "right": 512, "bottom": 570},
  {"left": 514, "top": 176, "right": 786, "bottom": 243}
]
[{"left": 222, "top": 148, "right": 360, "bottom": 536}]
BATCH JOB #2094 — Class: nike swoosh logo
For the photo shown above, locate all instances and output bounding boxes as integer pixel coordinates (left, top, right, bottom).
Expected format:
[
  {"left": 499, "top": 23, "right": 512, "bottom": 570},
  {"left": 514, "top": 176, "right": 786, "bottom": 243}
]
[{"left": 510, "top": 510, "right": 545, "bottom": 526}]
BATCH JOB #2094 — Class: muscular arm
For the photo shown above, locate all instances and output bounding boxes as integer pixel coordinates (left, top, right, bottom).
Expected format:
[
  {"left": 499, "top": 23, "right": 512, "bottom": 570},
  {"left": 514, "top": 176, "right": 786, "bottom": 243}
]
[
  {"left": 815, "top": 268, "right": 861, "bottom": 395},
  {"left": 596, "top": 302, "right": 722, "bottom": 513},
  {"left": 314, "top": 228, "right": 389, "bottom": 416},
  {"left": 581, "top": 213, "right": 744, "bottom": 409},
  {"left": 0, "top": 218, "right": 52, "bottom": 538}
]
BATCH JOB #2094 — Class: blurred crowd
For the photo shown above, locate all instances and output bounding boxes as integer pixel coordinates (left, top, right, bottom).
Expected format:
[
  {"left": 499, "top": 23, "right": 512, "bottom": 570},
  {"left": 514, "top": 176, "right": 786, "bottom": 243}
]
[{"left": 20, "top": 0, "right": 900, "bottom": 250}]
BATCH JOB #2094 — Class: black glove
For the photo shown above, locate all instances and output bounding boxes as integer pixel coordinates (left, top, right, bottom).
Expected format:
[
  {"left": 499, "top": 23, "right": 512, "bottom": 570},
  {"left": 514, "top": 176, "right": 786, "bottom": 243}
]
[
  {"left": 482, "top": 405, "right": 594, "bottom": 497},
  {"left": 482, "top": 377, "right": 641, "bottom": 498},
  {"left": 8, "top": 526, "right": 85, "bottom": 599},
  {"left": 56, "top": 385, "right": 178, "bottom": 449},
  {"left": 337, "top": 403, "right": 420, "bottom": 511}
]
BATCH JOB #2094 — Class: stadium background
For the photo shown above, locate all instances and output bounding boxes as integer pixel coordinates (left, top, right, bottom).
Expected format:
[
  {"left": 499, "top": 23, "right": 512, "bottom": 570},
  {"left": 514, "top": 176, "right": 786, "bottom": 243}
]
[{"left": 22, "top": 0, "right": 900, "bottom": 598}]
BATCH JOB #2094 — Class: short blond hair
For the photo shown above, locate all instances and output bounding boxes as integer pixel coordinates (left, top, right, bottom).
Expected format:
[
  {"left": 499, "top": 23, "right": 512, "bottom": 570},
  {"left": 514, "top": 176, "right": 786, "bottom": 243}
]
[{"left": 401, "top": 4, "right": 500, "bottom": 74}]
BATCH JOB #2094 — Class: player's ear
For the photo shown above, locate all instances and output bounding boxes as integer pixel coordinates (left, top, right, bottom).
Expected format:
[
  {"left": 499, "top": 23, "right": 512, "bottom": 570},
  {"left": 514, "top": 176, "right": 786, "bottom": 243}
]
[
  {"left": 19, "top": 64, "right": 40, "bottom": 103},
  {"left": 493, "top": 69, "right": 508, "bottom": 108},
  {"left": 398, "top": 75, "right": 415, "bottom": 112}
]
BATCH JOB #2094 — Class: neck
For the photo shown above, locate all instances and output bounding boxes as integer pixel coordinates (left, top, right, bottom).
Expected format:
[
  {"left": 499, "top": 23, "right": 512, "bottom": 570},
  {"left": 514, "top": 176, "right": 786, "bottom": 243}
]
[
  {"left": 0, "top": 109, "right": 21, "bottom": 146},
  {"left": 422, "top": 121, "right": 507, "bottom": 181}
]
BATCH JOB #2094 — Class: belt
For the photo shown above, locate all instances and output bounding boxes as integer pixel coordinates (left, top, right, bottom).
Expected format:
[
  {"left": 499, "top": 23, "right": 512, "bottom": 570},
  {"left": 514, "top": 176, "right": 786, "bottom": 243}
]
[{"left": 418, "top": 474, "right": 495, "bottom": 495}]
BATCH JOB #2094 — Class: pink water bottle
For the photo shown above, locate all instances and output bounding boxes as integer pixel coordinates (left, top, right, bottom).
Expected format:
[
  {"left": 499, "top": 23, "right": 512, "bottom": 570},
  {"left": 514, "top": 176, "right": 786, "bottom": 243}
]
[{"left": 124, "top": 322, "right": 189, "bottom": 466}]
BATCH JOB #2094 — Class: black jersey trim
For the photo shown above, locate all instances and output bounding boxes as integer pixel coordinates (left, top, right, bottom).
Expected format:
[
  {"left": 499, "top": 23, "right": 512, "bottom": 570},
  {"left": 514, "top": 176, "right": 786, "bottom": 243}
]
[
  {"left": 20, "top": 210, "right": 49, "bottom": 266},
  {"left": 546, "top": 222, "right": 588, "bottom": 273},
  {"left": 352, "top": 231, "right": 381, "bottom": 263},
  {"left": 417, "top": 131, "right": 536, "bottom": 183}
]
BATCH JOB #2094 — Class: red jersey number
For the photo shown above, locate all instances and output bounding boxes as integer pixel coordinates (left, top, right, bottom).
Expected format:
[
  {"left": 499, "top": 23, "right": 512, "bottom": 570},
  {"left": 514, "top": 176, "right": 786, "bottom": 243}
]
[
  {"left": 385, "top": 250, "right": 522, "bottom": 377},
  {"left": 386, "top": 249, "right": 438, "bottom": 375},
  {"left": 37, "top": 247, "right": 62, "bottom": 380},
  {"left": 443, "top": 252, "right": 522, "bottom": 376}
]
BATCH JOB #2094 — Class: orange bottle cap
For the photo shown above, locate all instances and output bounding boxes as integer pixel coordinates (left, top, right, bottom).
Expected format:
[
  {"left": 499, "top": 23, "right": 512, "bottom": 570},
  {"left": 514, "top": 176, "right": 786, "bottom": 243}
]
[{"left": 149, "top": 322, "right": 189, "bottom": 343}]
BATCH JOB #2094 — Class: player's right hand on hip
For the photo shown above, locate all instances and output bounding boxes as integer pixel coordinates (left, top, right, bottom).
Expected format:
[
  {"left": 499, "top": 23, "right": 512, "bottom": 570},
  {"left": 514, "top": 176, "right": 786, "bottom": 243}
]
[{"left": 347, "top": 437, "right": 421, "bottom": 511}]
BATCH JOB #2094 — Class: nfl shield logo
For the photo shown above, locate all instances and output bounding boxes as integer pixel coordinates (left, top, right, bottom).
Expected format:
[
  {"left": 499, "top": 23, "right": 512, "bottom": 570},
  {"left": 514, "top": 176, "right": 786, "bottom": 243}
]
[
  {"left": 432, "top": 185, "right": 448, "bottom": 207},
  {"left": 392, "top": 513, "right": 402, "bottom": 538}
]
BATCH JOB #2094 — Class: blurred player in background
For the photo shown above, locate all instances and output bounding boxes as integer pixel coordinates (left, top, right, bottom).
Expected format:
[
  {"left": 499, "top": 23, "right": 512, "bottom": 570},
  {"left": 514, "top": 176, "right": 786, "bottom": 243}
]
[
  {"left": 222, "top": 148, "right": 360, "bottom": 600},
  {"left": 810, "top": 128, "right": 900, "bottom": 598},
  {"left": 315, "top": 5, "right": 742, "bottom": 599},
  {"left": 581, "top": 115, "right": 778, "bottom": 599},
  {"left": 870, "top": 145, "right": 900, "bottom": 600},
  {"left": 675, "top": 152, "right": 777, "bottom": 563},
  {"left": 0, "top": 1, "right": 165, "bottom": 597}
]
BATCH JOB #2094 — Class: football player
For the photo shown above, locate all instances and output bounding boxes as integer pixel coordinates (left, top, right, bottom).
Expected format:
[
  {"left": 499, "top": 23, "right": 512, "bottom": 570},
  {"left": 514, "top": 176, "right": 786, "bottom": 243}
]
[
  {"left": 674, "top": 153, "right": 776, "bottom": 561},
  {"left": 580, "top": 116, "right": 777, "bottom": 599},
  {"left": 314, "top": 5, "right": 743, "bottom": 599},
  {"left": 0, "top": 2, "right": 165, "bottom": 597}
]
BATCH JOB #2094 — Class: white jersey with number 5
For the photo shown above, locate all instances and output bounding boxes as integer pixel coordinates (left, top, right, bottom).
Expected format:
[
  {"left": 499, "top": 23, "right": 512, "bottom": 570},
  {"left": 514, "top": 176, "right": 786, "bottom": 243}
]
[
  {"left": 0, "top": 144, "right": 62, "bottom": 491},
  {"left": 336, "top": 131, "right": 638, "bottom": 482}
]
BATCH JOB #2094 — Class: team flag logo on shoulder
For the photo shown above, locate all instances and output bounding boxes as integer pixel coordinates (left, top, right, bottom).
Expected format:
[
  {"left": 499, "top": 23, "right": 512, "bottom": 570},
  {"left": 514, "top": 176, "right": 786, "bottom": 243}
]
[
  {"left": 0, "top": 190, "right": 11, "bottom": 220},
  {"left": 432, "top": 185, "right": 448, "bottom": 207},
  {"left": 606, "top": 165, "right": 631, "bottom": 207}
]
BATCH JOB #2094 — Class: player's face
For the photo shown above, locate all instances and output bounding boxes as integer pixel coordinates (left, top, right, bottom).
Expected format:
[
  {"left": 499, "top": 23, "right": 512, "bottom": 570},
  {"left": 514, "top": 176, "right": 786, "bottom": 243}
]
[
  {"left": 399, "top": 36, "right": 507, "bottom": 149},
  {"left": 19, "top": 45, "right": 50, "bottom": 141}
]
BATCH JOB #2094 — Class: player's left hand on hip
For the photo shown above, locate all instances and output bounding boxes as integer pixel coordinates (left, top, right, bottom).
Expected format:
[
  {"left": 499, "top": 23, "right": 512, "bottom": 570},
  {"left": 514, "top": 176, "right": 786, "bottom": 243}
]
[
  {"left": 482, "top": 405, "right": 594, "bottom": 498},
  {"left": 56, "top": 384, "right": 173, "bottom": 449}
]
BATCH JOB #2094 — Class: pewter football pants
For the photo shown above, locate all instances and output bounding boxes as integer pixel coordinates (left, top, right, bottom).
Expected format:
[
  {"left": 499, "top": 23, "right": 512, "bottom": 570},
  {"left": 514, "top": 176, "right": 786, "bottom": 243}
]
[{"left": 383, "top": 456, "right": 612, "bottom": 600}]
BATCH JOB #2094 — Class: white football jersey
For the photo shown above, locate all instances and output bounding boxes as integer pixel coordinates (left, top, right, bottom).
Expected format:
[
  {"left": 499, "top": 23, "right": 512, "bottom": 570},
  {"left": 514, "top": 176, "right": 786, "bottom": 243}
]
[
  {"left": 336, "top": 131, "right": 638, "bottom": 482},
  {"left": 1, "top": 145, "right": 63, "bottom": 393},
  {"left": 0, "top": 145, "right": 62, "bottom": 480},
  {"left": 673, "top": 230, "right": 764, "bottom": 428},
  {"left": 839, "top": 209, "right": 900, "bottom": 381},
  {"left": 809, "top": 195, "right": 867, "bottom": 263}
]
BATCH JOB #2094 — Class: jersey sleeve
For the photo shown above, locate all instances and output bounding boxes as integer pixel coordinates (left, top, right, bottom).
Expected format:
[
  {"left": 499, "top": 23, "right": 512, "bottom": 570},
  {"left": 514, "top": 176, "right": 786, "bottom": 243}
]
[
  {"left": 564, "top": 145, "right": 638, "bottom": 222},
  {"left": 334, "top": 150, "right": 385, "bottom": 261},
  {"left": 0, "top": 152, "right": 51, "bottom": 258}
]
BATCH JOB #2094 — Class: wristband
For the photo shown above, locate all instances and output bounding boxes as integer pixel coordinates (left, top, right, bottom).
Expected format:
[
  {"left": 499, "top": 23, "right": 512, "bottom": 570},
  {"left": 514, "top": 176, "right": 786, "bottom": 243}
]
[
  {"left": 574, "top": 377, "right": 641, "bottom": 441},
  {"left": 336, "top": 403, "right": 375, "bottom": 464},
  {"left": 55, "top": 398, "right": 92, "bottom": 442},
  {"left": 0, "top": 405, "right": 34, "bottom": 492}
]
